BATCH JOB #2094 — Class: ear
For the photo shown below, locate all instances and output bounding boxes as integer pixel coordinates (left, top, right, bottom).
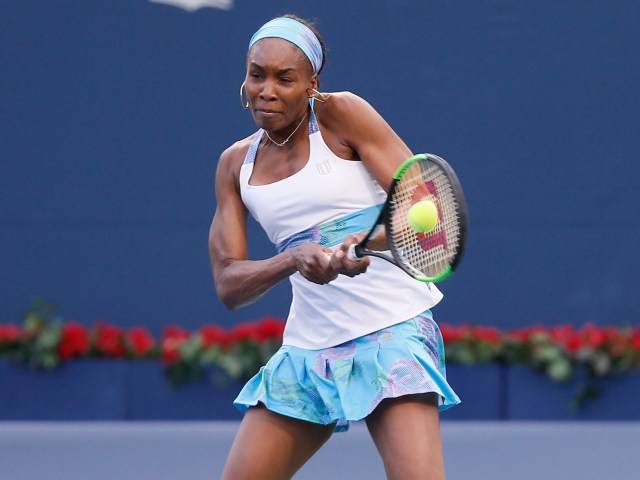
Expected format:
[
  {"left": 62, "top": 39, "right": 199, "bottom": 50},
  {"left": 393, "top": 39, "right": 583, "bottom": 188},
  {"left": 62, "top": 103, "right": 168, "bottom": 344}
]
[{"left": 309, "top": 74, "right": 319, "bottom": 92}]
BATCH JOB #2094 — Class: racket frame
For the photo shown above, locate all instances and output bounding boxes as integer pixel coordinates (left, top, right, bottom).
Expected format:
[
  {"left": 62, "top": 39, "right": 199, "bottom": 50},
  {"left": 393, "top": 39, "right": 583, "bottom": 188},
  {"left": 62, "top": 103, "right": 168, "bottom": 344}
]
[{"left": 349, "top": 153, "right": 468, "bottom": 282}]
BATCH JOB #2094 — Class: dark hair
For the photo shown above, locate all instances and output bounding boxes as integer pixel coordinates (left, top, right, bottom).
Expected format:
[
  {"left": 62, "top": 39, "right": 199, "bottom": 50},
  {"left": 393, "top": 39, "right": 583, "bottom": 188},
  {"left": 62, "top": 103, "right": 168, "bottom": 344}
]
[{"left": 280, "top": 13, "right": 327, "bottom": 76}]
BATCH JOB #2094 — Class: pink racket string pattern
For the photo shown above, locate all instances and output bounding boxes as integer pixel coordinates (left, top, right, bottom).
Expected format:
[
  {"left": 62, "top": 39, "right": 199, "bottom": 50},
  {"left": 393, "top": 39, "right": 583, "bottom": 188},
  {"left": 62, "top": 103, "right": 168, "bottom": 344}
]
[{"left": 388, "top": 158, "right": 464, "bottom": 279}]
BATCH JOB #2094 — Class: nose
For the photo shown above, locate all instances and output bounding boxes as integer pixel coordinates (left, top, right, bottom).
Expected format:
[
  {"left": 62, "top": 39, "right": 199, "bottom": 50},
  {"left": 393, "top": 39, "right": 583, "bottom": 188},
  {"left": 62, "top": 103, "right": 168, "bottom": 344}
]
[{"left": 259, "top": 79, "right": 277, "bottom": 101}]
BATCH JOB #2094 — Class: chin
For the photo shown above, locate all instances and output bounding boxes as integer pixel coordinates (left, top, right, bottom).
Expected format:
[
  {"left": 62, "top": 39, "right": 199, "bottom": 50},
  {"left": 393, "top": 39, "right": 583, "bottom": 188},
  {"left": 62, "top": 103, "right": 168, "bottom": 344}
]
[{"left": 254, "top": 116, "right": 280, "bottom": 132}]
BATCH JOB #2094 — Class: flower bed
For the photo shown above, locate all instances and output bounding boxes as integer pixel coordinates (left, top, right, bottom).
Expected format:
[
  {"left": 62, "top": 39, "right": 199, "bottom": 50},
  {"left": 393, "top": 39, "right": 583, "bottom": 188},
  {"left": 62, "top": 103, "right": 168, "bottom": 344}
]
[
  {"left": 0, "top": 302, "right": 284, "bottom": 387},
  {"left": 1, "top": 302, "right": 639, "bottom": 407}
]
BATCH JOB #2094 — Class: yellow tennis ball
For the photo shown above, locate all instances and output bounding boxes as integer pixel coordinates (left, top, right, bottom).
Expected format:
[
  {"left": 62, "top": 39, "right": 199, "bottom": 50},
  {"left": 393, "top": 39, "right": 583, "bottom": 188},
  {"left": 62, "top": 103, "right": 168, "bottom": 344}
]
[{"left": 407, "top": 200, "right": 439, "bottom": 233}]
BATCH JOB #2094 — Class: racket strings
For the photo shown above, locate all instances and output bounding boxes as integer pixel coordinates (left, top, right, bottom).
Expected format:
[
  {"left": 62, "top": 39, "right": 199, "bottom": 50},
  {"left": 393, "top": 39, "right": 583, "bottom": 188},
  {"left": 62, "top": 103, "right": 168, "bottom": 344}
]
[{"left": 389, "top": 162, "right": 463, "bottom": 277}]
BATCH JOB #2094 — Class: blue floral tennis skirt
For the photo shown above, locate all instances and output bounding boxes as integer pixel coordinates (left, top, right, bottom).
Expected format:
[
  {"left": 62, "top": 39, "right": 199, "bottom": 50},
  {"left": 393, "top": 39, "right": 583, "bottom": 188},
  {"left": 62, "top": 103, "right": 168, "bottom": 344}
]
[{"left": 234, "top": 310, "right": 460, "bottom": 432}]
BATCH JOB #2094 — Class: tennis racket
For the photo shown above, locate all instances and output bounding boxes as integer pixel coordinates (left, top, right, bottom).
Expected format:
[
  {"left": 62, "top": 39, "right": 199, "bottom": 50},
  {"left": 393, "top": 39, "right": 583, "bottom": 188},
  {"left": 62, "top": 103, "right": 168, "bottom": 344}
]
[{"left": 347, "top": 153, "right": 468, "bottom": 282}]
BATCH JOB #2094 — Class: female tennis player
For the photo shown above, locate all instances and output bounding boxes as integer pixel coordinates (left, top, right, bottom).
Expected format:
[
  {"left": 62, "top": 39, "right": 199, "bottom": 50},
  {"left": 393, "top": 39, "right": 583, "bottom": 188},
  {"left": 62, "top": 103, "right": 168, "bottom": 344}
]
[{"left": 209, "top": 14, "right": 460, "bottom": 480}]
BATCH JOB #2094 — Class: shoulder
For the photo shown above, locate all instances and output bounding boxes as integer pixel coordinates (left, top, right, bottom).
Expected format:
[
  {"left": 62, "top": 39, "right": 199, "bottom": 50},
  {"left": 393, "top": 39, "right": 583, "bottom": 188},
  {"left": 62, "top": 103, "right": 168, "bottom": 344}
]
[
  {"left": 215, "top": 132, "right": 259, "bottom": 192},
  {"left": 316, "top": 91, "right": 375, "bottom": 121},
  {"left": 314, "top": 92, "right": 383, "bottom": 151},
  {"left": 217, "top": 133, "right": 257, "bottom": 175},
  {"left": 315, "top": 91, "right": 395, "bottom": 154}
]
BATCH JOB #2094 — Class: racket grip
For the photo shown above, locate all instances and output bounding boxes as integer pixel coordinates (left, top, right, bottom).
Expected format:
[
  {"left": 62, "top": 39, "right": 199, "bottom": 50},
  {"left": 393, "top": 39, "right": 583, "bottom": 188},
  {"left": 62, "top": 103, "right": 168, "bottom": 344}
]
[{"left": 347, "top": 244, "right": 363, "bottom": 261}]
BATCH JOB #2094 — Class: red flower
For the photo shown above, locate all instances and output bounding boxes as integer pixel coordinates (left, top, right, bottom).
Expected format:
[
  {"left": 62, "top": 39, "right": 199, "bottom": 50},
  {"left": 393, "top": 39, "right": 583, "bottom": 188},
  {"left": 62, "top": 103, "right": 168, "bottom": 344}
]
[
  {"left": 507, "top": 324, "right": 547, "bottom": 343},
  {"left": 0, "top": 324, "right": 22, "bottom": 343},
  {"left": 550, "top": 324, "right": 582, "bottom": 353},
  {"left": 630, "top": 328, "right": 640, "bottom": 352},
  {"left": 227, "top": 323, "right": 258, "bottom": 344},
  {"left": 254, "top": 317, "right": 285, "bottom": 342},
  {"left": 93, "top": 321, "right": 126, "bottom": 358},
  {"left": 57, "top": 322, "right": 90, "bottom": 360},
  {"left": 161, "top": 325, "right": 190, "bottom": 364},
  {"left": 199, "top": 325, "right": 228, "bottom": 348},
  {"left": 506, "top": 328, "right": 529, "bottom": 343},
  {"left": 580, "top": 323, "right": 605, "bottom": 349},
  {"left": 602, "top": 326, "right": 623, "bottom": 344},
  {"left": 441, "top": 324, "right": 465, "bottom": 344},
  {"left": 125, "top": 327, "right": 155, "bottom": 357},
  {"left": 472, "top": 326, "right": 502, "bottom": 345}
]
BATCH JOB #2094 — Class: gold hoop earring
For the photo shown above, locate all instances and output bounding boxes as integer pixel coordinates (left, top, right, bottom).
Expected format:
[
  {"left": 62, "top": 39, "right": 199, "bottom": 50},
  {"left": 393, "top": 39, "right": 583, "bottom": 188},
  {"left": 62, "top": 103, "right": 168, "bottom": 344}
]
[
  {"left": 240, "top": 81, "right": 249, "bottom": 109},
  {"left": 308, "top": 88, "right": 327, "bottom": 103}
]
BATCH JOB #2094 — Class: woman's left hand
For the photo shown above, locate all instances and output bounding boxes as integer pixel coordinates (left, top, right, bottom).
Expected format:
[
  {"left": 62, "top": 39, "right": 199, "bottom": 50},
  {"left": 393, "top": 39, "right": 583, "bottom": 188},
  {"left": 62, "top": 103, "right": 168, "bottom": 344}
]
[{"left": 329, "top": 234, "right": 370, "bottom": 277}]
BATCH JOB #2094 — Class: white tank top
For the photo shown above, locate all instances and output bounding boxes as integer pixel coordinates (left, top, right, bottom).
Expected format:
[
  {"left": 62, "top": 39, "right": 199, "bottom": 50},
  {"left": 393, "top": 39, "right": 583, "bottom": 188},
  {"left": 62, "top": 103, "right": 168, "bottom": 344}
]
[{"left": 239, "top": 100, "right": 443, "bottom": 349}]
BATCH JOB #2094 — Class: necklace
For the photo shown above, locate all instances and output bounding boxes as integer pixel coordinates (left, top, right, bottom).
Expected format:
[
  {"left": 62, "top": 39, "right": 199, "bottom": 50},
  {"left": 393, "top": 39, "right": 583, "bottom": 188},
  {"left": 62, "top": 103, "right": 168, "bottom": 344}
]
[{"left": 264, "top": 112, "right": 308, "bottom": 147}]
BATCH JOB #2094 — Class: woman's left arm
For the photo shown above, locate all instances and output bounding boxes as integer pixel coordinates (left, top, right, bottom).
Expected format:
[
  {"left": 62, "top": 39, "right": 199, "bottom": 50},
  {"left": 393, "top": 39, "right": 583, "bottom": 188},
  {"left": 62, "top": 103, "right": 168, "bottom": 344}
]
[
  {"left": 321, "top": 92, "right": 413, "bottom": 191},
  {"left": 322, "top": 92, "right": 413, "bottom": 270}
]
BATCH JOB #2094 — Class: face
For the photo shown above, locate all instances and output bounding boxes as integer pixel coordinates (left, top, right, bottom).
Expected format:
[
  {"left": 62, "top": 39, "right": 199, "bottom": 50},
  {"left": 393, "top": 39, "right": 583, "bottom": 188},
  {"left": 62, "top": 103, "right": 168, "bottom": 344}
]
[{"left": 245, "top": 38, "right": 317, "bottom": 132}]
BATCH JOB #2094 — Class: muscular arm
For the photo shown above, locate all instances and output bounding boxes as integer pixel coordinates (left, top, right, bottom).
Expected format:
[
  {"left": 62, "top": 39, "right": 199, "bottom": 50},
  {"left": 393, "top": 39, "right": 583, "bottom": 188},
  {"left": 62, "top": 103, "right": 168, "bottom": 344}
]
[
  {"left": 320, "top": 92, "right": 413, "bottom": 191},
  {"left": 323, "top": 93, "right": 413, "bottom": 268},
  {"left": 209, "top": 147, "right": 337, "bottom": 310}
]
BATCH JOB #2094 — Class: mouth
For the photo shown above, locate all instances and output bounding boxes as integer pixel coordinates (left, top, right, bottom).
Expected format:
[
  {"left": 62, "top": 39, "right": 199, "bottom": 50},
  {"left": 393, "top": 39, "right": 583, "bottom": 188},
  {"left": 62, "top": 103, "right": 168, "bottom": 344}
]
[{"left": 255, "top": 108, "right": 281, "bottom": 118}]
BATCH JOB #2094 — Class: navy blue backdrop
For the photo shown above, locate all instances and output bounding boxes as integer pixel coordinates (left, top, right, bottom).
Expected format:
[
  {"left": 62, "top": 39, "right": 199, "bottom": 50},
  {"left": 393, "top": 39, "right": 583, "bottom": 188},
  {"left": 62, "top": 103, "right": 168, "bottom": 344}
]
[{"left": 2, "top": 1, "right": 639, "bottom": 333}]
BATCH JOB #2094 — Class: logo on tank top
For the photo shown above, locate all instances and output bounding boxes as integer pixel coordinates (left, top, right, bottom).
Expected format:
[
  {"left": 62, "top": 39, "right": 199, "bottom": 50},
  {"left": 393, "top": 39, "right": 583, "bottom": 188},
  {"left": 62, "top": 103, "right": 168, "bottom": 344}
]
[{"left": 315, "top": 158, "right": 332, "bottom": 175}]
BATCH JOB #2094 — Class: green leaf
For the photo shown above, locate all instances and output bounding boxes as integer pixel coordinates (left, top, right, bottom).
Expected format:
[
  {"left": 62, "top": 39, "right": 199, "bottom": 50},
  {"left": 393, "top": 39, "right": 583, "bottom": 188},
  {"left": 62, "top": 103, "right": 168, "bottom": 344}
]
[
  {"left": 570, "top": 384, "right": 602, "bottom": 410},
  {"left": 178, "top": 337, "right": 202, "bottom": 363},
  {"left": 199, "top": 346, "right": 222, "bottom": 365}
]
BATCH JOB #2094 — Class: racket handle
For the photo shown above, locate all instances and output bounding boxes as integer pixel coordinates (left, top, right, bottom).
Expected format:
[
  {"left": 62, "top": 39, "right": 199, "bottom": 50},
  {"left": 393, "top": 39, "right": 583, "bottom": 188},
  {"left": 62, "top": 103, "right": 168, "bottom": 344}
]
[{"left": 347, "top": 244, "right": 363, "bottom": 261}]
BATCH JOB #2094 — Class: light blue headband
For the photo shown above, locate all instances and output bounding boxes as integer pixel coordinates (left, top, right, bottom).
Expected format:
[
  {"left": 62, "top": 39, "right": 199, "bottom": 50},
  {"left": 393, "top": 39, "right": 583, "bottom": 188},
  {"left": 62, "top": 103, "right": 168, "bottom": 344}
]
[{"left": 248, "top": 17, "right": 323, "bottom": 74}]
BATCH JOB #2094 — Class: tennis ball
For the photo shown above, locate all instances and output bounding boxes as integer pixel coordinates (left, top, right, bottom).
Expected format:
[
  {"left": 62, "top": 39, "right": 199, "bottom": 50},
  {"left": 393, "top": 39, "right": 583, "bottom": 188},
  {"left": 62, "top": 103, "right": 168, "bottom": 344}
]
[{"left": 407, "top": 200, "right": 439, "bottom": 233}]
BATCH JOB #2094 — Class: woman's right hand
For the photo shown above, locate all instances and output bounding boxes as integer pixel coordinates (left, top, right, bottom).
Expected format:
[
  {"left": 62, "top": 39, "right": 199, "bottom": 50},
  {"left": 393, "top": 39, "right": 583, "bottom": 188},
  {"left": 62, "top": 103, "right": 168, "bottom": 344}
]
[{"left": 290, "top": 244, "right": 338, "bottom": 285}]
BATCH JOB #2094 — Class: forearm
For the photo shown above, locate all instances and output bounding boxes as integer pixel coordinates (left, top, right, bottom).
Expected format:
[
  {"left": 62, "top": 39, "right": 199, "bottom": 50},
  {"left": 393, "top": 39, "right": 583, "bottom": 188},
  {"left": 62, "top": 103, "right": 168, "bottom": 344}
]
[{"left": 214, "top": 251, "right": 296, "bottom": 310}]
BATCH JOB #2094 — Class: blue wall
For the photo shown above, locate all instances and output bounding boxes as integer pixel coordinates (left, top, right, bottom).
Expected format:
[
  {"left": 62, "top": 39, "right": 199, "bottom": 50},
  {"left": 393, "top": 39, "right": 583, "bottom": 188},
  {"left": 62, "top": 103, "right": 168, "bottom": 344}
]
[{"left": 2, "top": 1, "right": 639, "bottom": 333}]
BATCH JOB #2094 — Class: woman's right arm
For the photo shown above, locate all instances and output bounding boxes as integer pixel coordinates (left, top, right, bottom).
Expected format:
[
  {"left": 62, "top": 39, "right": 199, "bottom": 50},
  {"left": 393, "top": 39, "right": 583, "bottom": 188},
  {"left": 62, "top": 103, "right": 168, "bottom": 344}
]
[{"left": 208, "top": 147, "right": 337, "bottom": 310}]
